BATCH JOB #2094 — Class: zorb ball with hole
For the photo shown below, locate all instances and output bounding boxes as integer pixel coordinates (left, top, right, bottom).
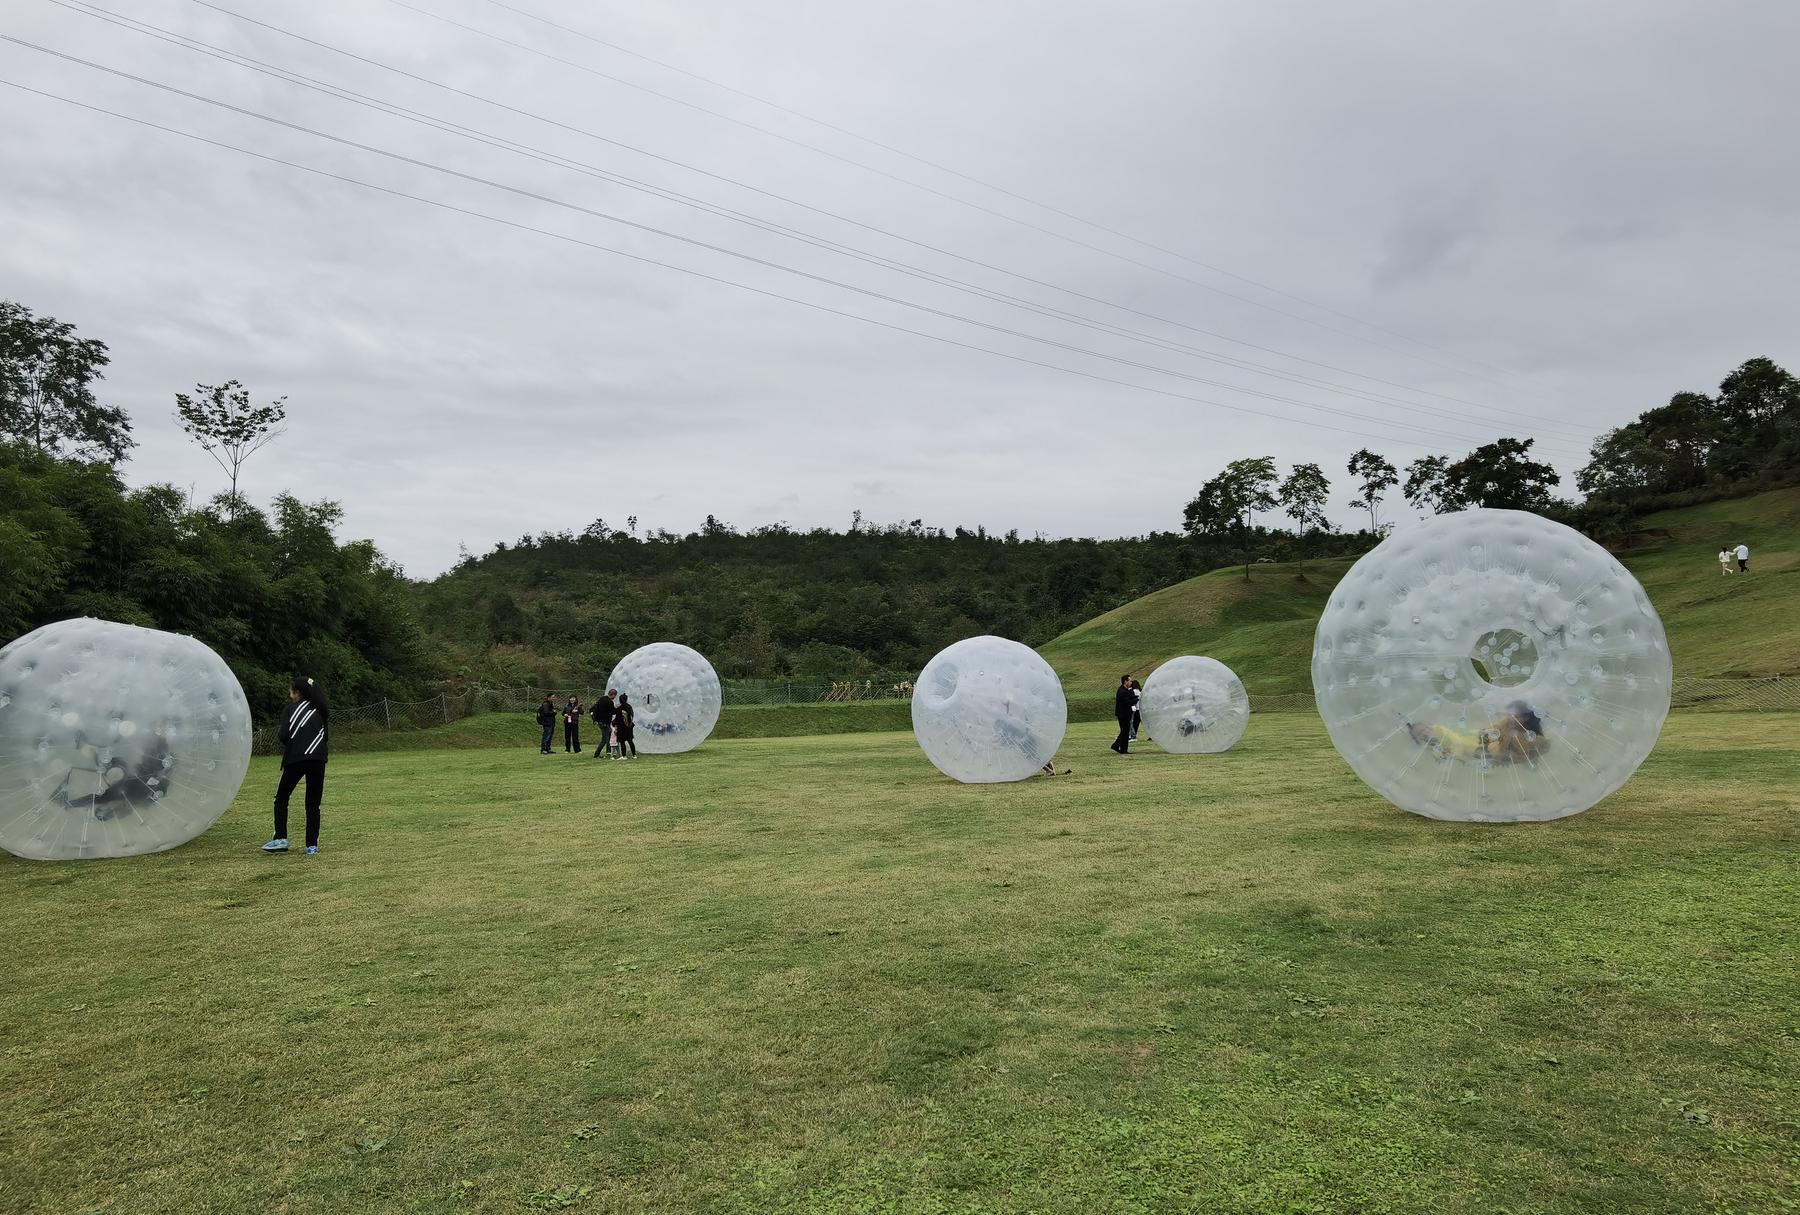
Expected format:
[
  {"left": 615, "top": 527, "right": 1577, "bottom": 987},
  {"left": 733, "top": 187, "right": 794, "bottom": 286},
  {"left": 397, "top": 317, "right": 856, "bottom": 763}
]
[
  {"left": 912, "top": 636, "right": 1067, "bottom": 783},
  {"left": 606, "top": 642, "right": 721, "bottom": 754},
  {"left": 0, "top": 619, "right": 253, "bottom": 860},
  {"left": 1141, "top": 656, "right": 1250, "bottom": 754},
  {"left": 1312, "top": 508, "right": 1671, "bottom": 823}
]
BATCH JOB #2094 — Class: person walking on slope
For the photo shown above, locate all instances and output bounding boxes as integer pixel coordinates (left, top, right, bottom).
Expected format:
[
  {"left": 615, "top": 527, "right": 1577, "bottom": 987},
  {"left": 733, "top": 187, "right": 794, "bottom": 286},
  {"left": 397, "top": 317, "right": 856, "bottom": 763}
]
[
  {"left": 1719, "top": 547, "right": 1734, "bottom": 575},
  {"left": 591, "top": 690, "right": 617, "bottom": 759},
  {"left": 1736, "top": 542, "right": 1751, "bottom": 573},
  {"left": 1110, "top": 674, "right": 1136, "bottom": 755},
  {"left": 614, "top": 693, "right": 638, "bottom": 758},
  {"left": 262, "top": 676, "right": 329, "bottom": 855},
  {"left": 536, "top": 693, "right": 557, "bottom": 754},
  {"left": 563, "top": 694, "right": 583, "bottom": 753}
]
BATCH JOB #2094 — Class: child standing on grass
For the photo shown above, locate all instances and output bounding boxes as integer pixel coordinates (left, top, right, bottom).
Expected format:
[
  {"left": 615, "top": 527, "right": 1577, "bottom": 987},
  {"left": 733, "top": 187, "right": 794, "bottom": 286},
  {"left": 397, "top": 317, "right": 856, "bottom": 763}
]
[{"left": 262, "top": 676, "right": 329, "bottom": 856}]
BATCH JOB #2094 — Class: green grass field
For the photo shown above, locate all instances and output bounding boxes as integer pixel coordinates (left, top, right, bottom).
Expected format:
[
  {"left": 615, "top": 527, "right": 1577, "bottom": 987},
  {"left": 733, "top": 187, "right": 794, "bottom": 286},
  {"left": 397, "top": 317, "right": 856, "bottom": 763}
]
[
  {"left": 1041, "top": 488, "right": 1800, "bottom": 697},
  {"left": 4, "top": 714, "right": 1795, "bottom": 1214}
]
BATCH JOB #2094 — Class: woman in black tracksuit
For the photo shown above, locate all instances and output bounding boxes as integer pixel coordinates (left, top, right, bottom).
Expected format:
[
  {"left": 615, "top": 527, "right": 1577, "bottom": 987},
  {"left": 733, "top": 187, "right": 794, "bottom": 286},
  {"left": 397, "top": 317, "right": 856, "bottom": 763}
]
[
  {"left": 614, "top": 693, "right": 637, "bottom": 759},
  {"left": 262, "top": 676, "right": 329, "bottom": 854}
]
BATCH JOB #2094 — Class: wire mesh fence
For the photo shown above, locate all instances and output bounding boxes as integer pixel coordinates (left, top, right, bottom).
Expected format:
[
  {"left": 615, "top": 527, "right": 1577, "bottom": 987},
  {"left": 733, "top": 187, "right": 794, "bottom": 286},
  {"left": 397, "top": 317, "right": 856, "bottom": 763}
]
[{"left": 251, "top": 674, "right": 1797, "bottom": 754}]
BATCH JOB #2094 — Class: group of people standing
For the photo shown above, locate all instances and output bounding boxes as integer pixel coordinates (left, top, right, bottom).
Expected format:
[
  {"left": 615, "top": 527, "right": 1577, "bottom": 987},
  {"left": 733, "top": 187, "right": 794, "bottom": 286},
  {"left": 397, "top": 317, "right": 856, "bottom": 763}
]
[
  {"left": 1717, "top": 543, "right": 1752, "bottom": 574},
  {"left": 538, "top": 691, "right": 638, "bottom": 759}
]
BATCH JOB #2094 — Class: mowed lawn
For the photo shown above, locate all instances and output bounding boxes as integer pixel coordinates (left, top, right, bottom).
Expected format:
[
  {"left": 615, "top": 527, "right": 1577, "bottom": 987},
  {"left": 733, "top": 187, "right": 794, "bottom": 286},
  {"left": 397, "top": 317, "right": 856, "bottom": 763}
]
[{"left": 2, "top": 715, "right": 1795, "bottom": 1214}]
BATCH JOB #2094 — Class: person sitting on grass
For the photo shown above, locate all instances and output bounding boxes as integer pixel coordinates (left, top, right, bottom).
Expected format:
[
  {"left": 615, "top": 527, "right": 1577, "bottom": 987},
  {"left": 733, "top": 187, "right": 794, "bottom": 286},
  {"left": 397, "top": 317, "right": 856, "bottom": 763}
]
[{"left": 1406, "top": 700, "right": 1551, "bottom": 765}]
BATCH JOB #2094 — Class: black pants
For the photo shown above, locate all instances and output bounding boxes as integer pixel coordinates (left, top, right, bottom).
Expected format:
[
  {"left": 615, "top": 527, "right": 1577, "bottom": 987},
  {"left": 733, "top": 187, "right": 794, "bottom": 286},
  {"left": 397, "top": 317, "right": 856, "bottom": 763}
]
[
  {"left": 540, "top": 723, "right": 554, "bottom": 752},
  {"left": 564, "top": 721, "right": 580, "bottom": 751},
  {"left": 1112, "top": 718, "right": 1132, "bottom": 753},
  {"left": 618, "top": 733, "right": 637, "bottom": 757},
  {"left": 592, "top": 722, "right": 612, "bottom": 756},
  {"left": 274, "top": 760, "right": 326, "bottom": 847},
  {"left": 1739, "top": 558, "right": 1748, "bottom": 572}
]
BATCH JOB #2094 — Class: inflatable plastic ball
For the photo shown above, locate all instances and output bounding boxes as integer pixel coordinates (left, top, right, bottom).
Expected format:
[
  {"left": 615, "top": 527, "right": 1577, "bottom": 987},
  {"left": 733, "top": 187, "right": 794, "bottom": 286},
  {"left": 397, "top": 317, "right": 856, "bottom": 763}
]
[
  {"left": 1141, "top": 655, "right": 1250, "bottom": 754},
  {"left": 912, "top": 636, "right": 1067, "bottom": 783},
  {"left": 606, "top": 642, "right": 721, "bottom": 754},
  {"left": 1312, "top": 508, "right": 1671, "bottom": 822},
  {"left": 0, "top": 619, "right": 253, "bottom": 860}
]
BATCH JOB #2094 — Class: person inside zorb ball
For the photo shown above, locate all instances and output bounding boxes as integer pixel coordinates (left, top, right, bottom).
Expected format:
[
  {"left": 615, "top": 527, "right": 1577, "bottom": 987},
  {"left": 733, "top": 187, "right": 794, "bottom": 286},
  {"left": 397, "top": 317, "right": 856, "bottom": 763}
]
[
  {"left": 912, "top": 635, "right": 1067, "bottom": 783},
  {"left": 0, "top": 619, "right": 253, "bottom": 860},
  {"left": 1312, "top": 508, "right": 1671, "bottom": 822},
  {"left": 1140, "top": 655, "right": 1250, "bottom": 754},
  {"left": 605, "top": 642, "right": 721, "bottom": 755}
]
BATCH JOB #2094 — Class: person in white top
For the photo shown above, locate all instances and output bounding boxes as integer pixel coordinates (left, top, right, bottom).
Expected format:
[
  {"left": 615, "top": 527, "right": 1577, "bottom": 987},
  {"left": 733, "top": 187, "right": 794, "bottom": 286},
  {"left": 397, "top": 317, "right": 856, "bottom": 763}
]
[
  {"left": 1719, "top": 548, "right": 1734, "bottom": 574},
  {"left": 1736, "top": 543, "right": 1750, "bottom": 573}
]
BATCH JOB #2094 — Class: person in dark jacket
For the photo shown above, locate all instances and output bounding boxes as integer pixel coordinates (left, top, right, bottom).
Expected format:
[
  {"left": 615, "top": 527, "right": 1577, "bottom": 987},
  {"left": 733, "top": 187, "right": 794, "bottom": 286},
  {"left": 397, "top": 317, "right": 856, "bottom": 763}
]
[
  {"left": 563, "top": 694, "right": 583, "bottom": 753},
  {"left": 1111, "top": 674, "right": 1135, "bottom": 754},
  {"left": 615, "top": 693, "right": 638, "bottom": 758},
  {"left": 536, "top": 693, "right": 556, "bottom": 754},
  {"left": 262, "top": 676, "right": 329, "bottom": 855},
  {"left": 591, "top": 690, "right": 617, "bottom": 759},
  {"left": 1129, "top": 677, "right": 1143, "bottom": 741}
]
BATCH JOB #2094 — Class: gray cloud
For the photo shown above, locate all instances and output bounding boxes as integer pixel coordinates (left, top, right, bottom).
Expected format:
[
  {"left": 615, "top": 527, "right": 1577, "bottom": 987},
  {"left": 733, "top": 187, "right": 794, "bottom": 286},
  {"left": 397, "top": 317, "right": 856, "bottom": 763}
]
[{"left": 3, "top": 0, "right": 1796, "bottom": 575}]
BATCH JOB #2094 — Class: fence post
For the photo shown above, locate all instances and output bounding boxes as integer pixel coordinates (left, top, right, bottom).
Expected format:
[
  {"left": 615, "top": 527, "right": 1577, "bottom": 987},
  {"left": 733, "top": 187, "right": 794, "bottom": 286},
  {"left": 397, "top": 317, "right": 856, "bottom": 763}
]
[
  {"left": 383, "top": 698, "right": 391, "bottom": 728},
  {"left": 442, "top": 692, "right": 450, "bottom": 724}
]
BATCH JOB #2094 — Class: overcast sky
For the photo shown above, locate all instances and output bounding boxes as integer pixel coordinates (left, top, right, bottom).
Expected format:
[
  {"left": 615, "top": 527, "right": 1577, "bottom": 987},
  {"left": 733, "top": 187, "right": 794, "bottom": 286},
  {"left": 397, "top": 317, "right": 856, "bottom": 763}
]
[{"left": 4, "top": 0, "right": 1796, "bottom": 576}]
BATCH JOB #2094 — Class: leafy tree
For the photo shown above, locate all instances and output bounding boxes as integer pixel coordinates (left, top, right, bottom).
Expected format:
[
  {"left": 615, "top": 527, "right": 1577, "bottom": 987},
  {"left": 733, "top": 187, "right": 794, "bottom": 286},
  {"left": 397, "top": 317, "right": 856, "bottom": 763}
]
[
  {"left": 1278, "top": 462, "right": 1331, "bottom": 567},
  {"left": 175, "top": 379, "right": 288, "bottom": 514},
  {"left": 1403, "top": 455, "right": 1457, "bottom": 513},
  {"left": 1441, "top": 437, "right": 1560, "bottom": 510},
  {"left": 1184, "top": 457, "right": 1277, "bottom": 580},
  {"left": 1710, "top": 357, "right": 1799, "bottom": 480},
  {"left": 0, "top": 300, "right": 133, "bottom": 462},
  {"left": 1345, "top": 449, "right": 1398, "bottom": 533}
]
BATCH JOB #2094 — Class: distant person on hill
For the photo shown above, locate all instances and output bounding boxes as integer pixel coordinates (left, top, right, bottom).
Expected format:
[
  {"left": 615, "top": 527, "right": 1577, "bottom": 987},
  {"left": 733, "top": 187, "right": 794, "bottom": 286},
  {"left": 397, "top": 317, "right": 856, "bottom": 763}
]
[
  {"left": 1736, "top": 542, "right": 1750, "bottom": 573},
  {"left": 615, "top": 693, "right": 638, "bottom": 758},
  {"left": 1129, "top": 677, "right": 1143, "bottom": 741},
  {"left": 536, "top": 693, "right": 556, "bottom": 754},
  {"left": 1110, "top": 674, "right": 1135, "bottom": 755},
  {"left": 1719, "top": 547, "right": 1734, "bottom": 575},
  {"left": 591, "top": 690, "right": 617, "bottom": 759},
  {"left": 262, "top": 676, "right": 329, "bottom": 855},
  {"left": 563, "top": 694, "right": 583, "bottom": 753}
]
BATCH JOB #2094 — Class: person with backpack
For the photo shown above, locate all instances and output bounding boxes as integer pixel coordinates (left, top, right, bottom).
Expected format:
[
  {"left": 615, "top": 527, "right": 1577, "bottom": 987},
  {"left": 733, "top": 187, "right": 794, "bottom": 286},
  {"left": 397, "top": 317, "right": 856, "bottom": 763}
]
[
  {"left": 591, "top": 690, "right": 618, "bottom": 759},
  {"left": 262, "top": 676, "right": 329, "bottom": 855},
  {"left": 615, "top": 693, "right": 638, "bottom": 759},
  {"left": 535, "top": 693, "right": 556, "bottom": 754}
]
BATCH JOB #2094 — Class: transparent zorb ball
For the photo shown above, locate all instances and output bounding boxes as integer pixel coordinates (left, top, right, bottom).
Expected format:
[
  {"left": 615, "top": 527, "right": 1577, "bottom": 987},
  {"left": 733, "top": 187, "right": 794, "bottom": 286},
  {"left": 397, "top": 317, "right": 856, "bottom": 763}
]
[
  {"left": 1312, "top": 509, "right": 1671, "bottom": 822},
  {"left": 606, "top": 642, "right": 721, "bottom": 754},
  {"left": 1141, "top": 655, "right": 1249, "bottom": 754},
  {"left": 0, "top": 619, "right": 253, "bottom": 859},
  {"left": 912, "top": 636, "right": 1067, "bottom": 783}
]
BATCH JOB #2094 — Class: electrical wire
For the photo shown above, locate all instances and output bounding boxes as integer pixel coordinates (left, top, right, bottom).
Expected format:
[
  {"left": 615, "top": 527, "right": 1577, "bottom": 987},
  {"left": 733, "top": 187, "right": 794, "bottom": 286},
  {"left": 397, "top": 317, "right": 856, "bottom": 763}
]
[
  {"left": 105, "top": 0, "right": 1588, "bottom": 437},
  {"left": 0, "top": 74, "right": 1558, "bottom": 459},
  {"left": 1, "top": 35, "right": 1589, "bottom": 456},
  {"left": 46, "top": 0, "right": 1598, "bottom": 449}
]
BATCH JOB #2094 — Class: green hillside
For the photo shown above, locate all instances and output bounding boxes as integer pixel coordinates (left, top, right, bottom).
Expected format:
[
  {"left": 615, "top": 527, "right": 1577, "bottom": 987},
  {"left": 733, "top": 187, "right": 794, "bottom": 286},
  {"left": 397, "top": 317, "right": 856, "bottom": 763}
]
[{"left": 1041, "top": 488, "right": 1800, "bottom": 698}]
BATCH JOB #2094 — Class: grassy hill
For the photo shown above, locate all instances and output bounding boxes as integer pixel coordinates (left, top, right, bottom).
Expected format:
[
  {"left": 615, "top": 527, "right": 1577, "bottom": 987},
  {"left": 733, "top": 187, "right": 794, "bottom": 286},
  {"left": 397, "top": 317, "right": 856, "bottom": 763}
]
[{"left": 1041, "top": 488, "right": 1800, "bottom": 699}]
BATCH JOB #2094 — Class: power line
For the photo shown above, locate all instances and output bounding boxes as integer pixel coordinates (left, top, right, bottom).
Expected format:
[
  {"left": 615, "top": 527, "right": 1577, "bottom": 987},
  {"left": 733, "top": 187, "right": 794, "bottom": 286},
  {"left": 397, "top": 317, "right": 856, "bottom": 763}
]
[
  {"left": 4, "top": 35, "right": 1588, "bottom": 457},
  {"left": 107, "top": 0, "right": 1591, "bottom": 439},
  {"left": 0, "top": 75, "right": 1555, "bottom": 459},
  {"left": 48, "top": 0, "right": 1597, "bottom": 449},
  {"left": 471, "top": 0, "right": 1538, "bottom": 384},
  {"left": 206, "top": 0, "right": 1529, "bottom": 388}
]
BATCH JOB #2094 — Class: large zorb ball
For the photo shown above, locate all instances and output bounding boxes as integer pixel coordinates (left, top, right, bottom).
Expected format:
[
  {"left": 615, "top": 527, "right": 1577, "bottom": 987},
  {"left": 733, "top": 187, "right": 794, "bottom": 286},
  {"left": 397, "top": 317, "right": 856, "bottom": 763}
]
[
  {"left": 1142, "top": 656, "right": 1250, "bottom": 754},
  {"left": 606, "top": 642, "right": 721, "bottom": 754},
  {"left": 912, "top": 636, "right": 1067, "bottom": 783},
  {"left": 0, "top": 619, "right": 253, "bottom": 860},
  {"left": 1312, "top": 509, "right": 1671, "bottom": 822}
]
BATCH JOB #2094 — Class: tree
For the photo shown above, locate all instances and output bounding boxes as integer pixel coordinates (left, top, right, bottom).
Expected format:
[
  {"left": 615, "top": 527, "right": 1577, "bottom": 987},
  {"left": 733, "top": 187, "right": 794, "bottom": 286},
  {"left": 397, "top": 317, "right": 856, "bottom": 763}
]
[
  {"left": 1578, "top": 392, "right": 1717, "bottom": 501},
  {"left": 1711, "top": 357, "right": 1799, "bottom": 479},
  {"left": 1278, "top": 462, "right": 1331, "bottom": 567},
  {"left": 1403, "top": 455, "right": 1457, "bottom": 513},
  {"left": 1345, "top": 448, "right": 1398, "bottom": 533},
  {"left": 0, "top": 300, "right": 133, "bottom": 462},
  {"left": 1184, "top": 456, "right": 1277, "bottom": 579},
  {"left": 175, "top": 379, "right": 288, "bottom": 515},
  {"left": 1441, "top": 437, "right": 1560, "bottom": 510}
]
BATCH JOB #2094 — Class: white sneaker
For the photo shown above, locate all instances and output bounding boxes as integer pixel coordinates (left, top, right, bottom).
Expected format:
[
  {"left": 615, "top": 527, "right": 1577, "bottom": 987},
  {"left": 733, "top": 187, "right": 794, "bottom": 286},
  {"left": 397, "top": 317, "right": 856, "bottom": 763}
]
[{"left": 261, "top": 838, "right": 289, "bottom": 852}]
